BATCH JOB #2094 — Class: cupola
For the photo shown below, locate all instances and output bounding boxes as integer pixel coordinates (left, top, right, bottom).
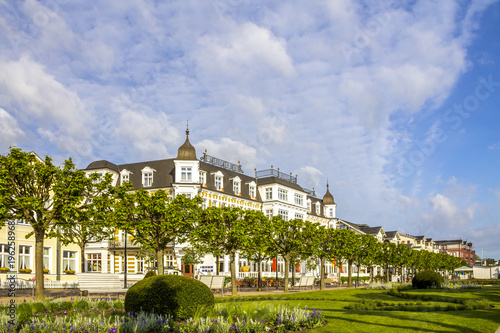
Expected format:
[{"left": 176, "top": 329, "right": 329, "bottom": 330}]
[
  {"left": 177, "top": 124, "right": 197, "bottom": 160},
  {"left": 323, "top": 182, "right": 335, "bottom": 205}
]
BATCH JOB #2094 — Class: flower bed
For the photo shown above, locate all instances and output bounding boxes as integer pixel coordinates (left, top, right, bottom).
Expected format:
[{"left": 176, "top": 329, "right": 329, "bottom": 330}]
[{"left": 0, "top": 298, "right": 325, "bottom": 332}]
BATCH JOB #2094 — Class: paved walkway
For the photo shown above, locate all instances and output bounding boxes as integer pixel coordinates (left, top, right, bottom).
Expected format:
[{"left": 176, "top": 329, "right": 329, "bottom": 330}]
[{"left": 0, "top": 285, "right": 339, "bottom": 303}]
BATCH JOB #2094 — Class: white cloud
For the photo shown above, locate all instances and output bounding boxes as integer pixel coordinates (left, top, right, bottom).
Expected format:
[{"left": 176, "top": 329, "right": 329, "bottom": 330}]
[
  {"left": 195, "top": 22, "right": 296, "bottom": 85},
  {"left": 422, "top": 193, "right": 479, "bottom": 231},
  {"left": 0, "top": 108, "right": 24, "bottom": 150},
  {"left": 0, "top": 56, "right": 90, "bottom": 154},
  {"left": 296, "top": 166, "right": 323, "bottom": 190},
  {"left": 196, "top": 138, "right": 257, "bottom": 173}
]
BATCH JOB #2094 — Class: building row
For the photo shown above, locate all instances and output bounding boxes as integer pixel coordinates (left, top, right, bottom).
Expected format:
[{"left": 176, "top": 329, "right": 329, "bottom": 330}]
[{"left": 0, "top": 129, "right": 475, "bottom": 285}]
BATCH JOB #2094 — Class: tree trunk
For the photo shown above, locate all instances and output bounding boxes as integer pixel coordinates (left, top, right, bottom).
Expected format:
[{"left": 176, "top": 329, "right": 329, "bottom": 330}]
[
  {"left": 230, "top": 251, "right": 237, "bottom": 296},
  {"left": 156, "top": 249, "right": 164, "bottom": 275},
  {"left": 80, "top": 242, "right": 86, "bottom": 273},
  {"left": 216, "top": 256, "right": 219, "bottom": 275},
  {"left": 320, "top": 257, "right": 325, "bottom": 291},
  {"left": 347, "top": 259, "right": 353, "bottom": 287},
  {"left": 35, "top": 228, "right": 45, "bottom": 301},
  {"left": 385, "top": 264, "right": 389, "bottom": 282},
  {"left": 291, "top": 260, "right": 295, "bottom": 287},
  {"left": 284, "top": 254, "right": 290, "bottom": 293},
  {"left": 356, "top": 265, "right": 360, "bottom": 288},
  {"left": 257, "top": 260, "right": 262, "bottom": 291}
]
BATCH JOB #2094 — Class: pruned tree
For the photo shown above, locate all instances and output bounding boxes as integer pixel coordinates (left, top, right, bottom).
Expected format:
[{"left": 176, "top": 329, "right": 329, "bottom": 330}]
[
  {"left": 267, "top": 216, "right": 307, "bottom": 293},
  {"left": 114, "top": 189, "right": 201, "bottom": 275},
  {"left": 51, "top": 172, "right": 116, "bottom": 273},
  {"left": 195, "top": 206, "right": 258, "bottom": 296},
  {"left": 0, "top": 148, "right": 86, "bottom": 300}
]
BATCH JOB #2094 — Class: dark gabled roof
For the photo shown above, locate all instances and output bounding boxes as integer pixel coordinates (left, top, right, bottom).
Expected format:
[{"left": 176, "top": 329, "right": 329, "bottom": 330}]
[
  {"left": 434, "top": 239, "right": 466, "bottom": 245},
  {"left": 86, "top": 160, "right": 119, "bottom": 173},
  {"left": 385, "top": 231, "right": 399, "bottom": 239},
  {"left": 199, "top": 161, "right": 260, "bottom": 202},
  {"left": 360, "top": 226, "right": 383, "bottom": 236},
  {"left": 415, "top": 235, "right": 426, "bottom": 240},
  {"left": 119, "top": 159, "right": 175, "bottom": 190},
  {"left": 256, "top": 176, "right": 305, "bottom": 192}
]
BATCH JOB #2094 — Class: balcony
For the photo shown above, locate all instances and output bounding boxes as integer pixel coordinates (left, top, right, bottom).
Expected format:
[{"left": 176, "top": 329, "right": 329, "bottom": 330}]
[
  {"left": 256, "top": 169, "right": 297, "bottom": 184},
  {"left": 108, "top": 240, "right": 140, "bottom": 248}
]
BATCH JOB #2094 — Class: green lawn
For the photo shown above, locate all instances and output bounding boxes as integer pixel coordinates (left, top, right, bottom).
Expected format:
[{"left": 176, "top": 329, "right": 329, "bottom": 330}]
[{"left": 228, "top": 286, "right": 500, "bottom": 333}]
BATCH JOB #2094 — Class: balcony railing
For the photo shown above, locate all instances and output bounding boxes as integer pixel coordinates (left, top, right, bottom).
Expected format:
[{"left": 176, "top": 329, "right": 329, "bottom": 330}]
[
  {"left": 200, "top": 152, "right": 243, "bottom": 173},
  {"left": 108, "top": 240, "right": 140, "bottom": 248},
  {"left": 255, "top": 169, "right": 297, "bottom": 184}
]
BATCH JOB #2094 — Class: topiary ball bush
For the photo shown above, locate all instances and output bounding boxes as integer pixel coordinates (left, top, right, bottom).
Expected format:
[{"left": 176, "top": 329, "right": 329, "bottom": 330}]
[
  {"left": 412, "top": 270, "right": 444, "bottom": 289},
  {"left": 143, "top": 270, "right": 156, "bottom": 279},
  {"left": 125, "top": 275, "right": 214, "bottom": 319}
]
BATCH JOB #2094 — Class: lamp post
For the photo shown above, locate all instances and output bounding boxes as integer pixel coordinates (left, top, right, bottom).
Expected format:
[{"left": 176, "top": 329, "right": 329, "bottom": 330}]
[
  {"left": 124, "top": 231, "right": 127, "bottom": 289},
  {"left": 275, "top": 255, "right": 279, "bottom": 290}
]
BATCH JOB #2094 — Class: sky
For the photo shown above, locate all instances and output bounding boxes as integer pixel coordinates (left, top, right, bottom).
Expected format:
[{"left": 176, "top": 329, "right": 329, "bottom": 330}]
[{"left": 0, "top": 0, "right": 499, "bottom": 260}]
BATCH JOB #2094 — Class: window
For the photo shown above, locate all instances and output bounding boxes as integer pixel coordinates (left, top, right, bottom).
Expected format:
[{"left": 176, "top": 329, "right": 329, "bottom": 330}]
[
  {"left": 329, "top": 208, "right": 333, "bottom": 217},
  {"left": 63, "top": 251, "right": 76, "bottom": 271},
  {"left": 315, "top": 202, "right": 320, "bottom": 214},
  {"left": 233, "top": 181, "right": 240, "bottom": 195},
  {"left": 278, "top": 209, "right": 288, "bottom": 221},
  {"left": 212, "top": 200, "right": 218, "bottom": 207},
  {"left": 295, "top": 213, "right": 303, "bottom": 220},
  {"left": 121, "top": 173, "right": 129, "bottom": 183},
  {"left": 18, "top": 245, "right": 31, "bottom": 269},
  {"left": 215, "top": 175, "right": 223, "bottom": 191},
  {"left": 43, "top": 247, "right": 50, "bottom": 270},
  {"left": 87, "top": 253, "right": 102, "bottom": 272},
  {"left": 136, "top": 257, "right": 144, "bottom": 273},
  {"left": 181, "top": 167, "right": 192, "bottom": 181},
  {"left": 278, "top": 188, "right": 288, "bottom": 201},
  {"left": 249, "top": 186, "right": 256, "bottom": 199},
  {"left": 294, "top": 194, "right": 303, "bottom": 205},
  {"left": 307, "top": 200, "right": 311, "bottom": 212},
  {"left": 92, "top": 172, "right": 103, "bottom": 184},
  {"left": 199, "top": 171, "right": 206, "bottom": 185},
  {"left": 265, "top": 209, "right": 273, "bottom": 220},
  {"left": 143, "top": 172, "right": 153, "bottom": 187},
  {"left": 265, "top": 188, "right": 273, "bottom": 200},
  {"left": 165, "top": 251, "right": 175, "bottom": 268},
  {"left": 202, "top": 199, "right": 208, "bottom": 209},
  {"left": 0, "top": 244, "right": 9, "bottom": 268}
]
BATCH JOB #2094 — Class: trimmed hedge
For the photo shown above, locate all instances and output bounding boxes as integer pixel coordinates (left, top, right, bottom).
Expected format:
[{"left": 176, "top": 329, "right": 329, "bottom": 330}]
[
  {"left": 125, "top": 275, "right": 214, "bottom": 319},
  {"left": 412, "top": 270, "right": 444, "bottom": 289},
  {"left": 143, "top": 270, "right": 156, "bottom": 279}
]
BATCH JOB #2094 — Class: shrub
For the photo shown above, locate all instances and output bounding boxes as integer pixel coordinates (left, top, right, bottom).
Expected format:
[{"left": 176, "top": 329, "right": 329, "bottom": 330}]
[
  {"left": 412, "top": 270, "right": 444, "bottom": 289},
  {"left": 125, "top": 275, "right": 215, "bottom": 319},
  {"left": 143, "top": 270, "right": 156, "bottom": 279}
]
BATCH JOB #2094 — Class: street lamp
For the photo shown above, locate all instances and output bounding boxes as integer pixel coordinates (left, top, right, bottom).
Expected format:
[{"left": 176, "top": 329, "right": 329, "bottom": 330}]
[
  {"left": 124, "top": 231, "right": 127, "bottom": 289},
  {"left": 276, "top": 255, "right": 279, "bottom": 290}
]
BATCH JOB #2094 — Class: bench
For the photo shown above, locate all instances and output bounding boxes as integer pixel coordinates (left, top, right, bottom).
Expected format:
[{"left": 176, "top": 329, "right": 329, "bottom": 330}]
[
  {"left": 77, "top": 274, "right": 127, "bottom": 298},
  {"left": 291, "top": 276, "right": 315, "bottom": 290},
  {"left": 199, "top": 275, "right": 226, "bottom": 296}
]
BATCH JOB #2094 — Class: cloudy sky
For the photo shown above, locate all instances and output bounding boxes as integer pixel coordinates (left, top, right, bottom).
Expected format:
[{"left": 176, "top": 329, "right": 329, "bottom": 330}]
[{"left": 1, "top": 0, "right": 499, "bottom": 260}]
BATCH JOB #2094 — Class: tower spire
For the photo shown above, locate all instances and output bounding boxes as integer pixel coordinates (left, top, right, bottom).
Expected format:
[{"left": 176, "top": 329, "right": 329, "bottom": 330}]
[{"left": 186, "top": 120, "right": 189, "bottom": 136}]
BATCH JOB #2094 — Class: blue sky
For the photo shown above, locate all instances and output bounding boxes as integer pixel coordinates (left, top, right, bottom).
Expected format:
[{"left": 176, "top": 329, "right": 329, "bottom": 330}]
[{"left": 0, "top": 0, "right": 499, "bottom": 260}]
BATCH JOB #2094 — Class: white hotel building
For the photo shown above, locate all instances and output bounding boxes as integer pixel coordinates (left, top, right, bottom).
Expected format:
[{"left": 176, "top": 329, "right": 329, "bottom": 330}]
[{"left": 82, "top": 128, "right": 339, "bottom": 281}]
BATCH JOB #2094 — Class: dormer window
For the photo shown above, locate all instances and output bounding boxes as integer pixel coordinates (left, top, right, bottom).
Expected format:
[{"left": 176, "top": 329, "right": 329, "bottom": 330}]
[
  {"left": 315, "top": 202, "right": 320, "bottom": 215},
  {"left": 120, "top": 169, "right": 131, "bottom": 184},
  {"left": 142, "top": 167, "right": 155, "bottom": 187},
  {"left": 181, "top": 167, "right": 192, "bottom": 181},
  {"left": 231, "top": 176, "right": 241, "bottom": 195},
  {"left": 212, "top": 171, "right": 224, "bottom": 191},
  {"left": 143, "top": 173, "right": 153, "bottom": 187},
  {"left": 249, "top": 185, "right": 255, "bottom": 199}
]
